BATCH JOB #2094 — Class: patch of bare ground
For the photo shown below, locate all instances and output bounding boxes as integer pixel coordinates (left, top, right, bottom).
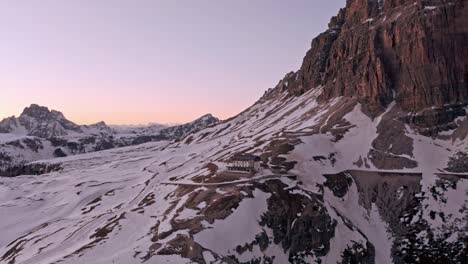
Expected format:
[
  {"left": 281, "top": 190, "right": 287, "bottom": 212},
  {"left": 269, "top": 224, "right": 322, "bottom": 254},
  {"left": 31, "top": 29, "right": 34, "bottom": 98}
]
[
  {"left": 145, "top": 176, "right": 347, "bottom": 262},
  {"left": 0, "top": 162, "right": 62, "bottom": 177},
  {"left": 367, "top": 149, "right": 418, "bottom": 170},
  {"left": 1, "top": 238, "right": 28, "bottom": 264},
  {"left": 260, "top": 138, "right": 300, "bottom": 173},
  {"left": 404, "top": 104, "right": 468, "bottom": 137},
  {"left": 236, "top": 179, "right": 340, "bottom": 262},
  {"left": 325, "top": 170, "right": 466, "bottom": 263},
  {"left": 445, "top": 152, "right": 468, "bottom": 173},
  {"left": 315, "top": 98, "right": 357, "bottom": 140},
  {"left": 131, "top": 192, "right": 156, "bottom": 214},
  {"left": 81, "top": 196, "right": 102, "bottom": 214},
  {"left": 157, "top": 234, "right": 206, "bottom": 262},
  {"left": 142, "top": 182, "right": 251, "bottom": 262},
  {"left": 368, "top": 105, "right": 418, "bottom": 170},
  {"left": 323, "top": 171, "right": 353, "bottom": 198},
  {"left": 352, "top": 155, "right": 371, "bottom": 168},
  {"left": 63, "top": 213, "right": 127, "bottom": 259},
  {"left": 449, "top": 115, "right": 468, "bottom": 141},
  {"left": 32, "top": 227, "right": 67, "bottom": 249},
  {"left": 345, "top": 170, "right": 422, "bottom": 220},
  {"left": 1, "top": 223, "right": 50, "bottom": 264},
  {"left": 373, "top": 105, "right": 414, "bottom": 155},
  {"left": 191, "top": 163, "right": 219, "bottom": 183},
  {"left": 435, "top": 172, "right": 468, "bottom": 181}
]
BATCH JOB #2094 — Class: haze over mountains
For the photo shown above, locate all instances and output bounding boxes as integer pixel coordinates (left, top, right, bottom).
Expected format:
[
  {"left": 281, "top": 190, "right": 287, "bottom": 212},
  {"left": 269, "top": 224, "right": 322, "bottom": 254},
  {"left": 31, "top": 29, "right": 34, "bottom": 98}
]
[{"left": 0, "top": 0, "right": 466, "bottom": 263}]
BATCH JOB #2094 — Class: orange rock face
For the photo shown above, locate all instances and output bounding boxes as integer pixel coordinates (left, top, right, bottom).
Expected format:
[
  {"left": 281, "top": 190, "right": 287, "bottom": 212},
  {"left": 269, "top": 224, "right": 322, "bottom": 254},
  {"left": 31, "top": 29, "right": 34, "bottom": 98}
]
[{"left": 281, "top": 0, "right": 467, "bottom": 117}]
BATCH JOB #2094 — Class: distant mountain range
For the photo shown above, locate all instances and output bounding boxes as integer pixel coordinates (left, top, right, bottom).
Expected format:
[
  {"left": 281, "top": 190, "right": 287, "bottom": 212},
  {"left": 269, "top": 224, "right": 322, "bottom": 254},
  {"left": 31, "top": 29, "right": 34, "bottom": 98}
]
[{"left": 0, "top": 104, "right": 218, "bottom": 175}]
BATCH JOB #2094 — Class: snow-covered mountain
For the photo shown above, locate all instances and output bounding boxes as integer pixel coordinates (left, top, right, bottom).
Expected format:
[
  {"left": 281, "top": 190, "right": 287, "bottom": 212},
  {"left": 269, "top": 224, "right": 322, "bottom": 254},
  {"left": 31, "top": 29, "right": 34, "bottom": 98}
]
[
  {"left": 0, "top": 0, "right": 466, "bottom": 263},
  {"left": 0, "top": 105, "right": 218, "bottom": 175},
  {"left": 0, "top": 104, "right": 109, "bottom": 138}
]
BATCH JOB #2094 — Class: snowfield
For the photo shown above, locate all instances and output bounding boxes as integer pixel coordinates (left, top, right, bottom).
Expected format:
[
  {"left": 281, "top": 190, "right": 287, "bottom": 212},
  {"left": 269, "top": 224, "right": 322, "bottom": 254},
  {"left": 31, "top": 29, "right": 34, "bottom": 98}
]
[{"left": 0, "top": 88, "right": 466, "bottom": 263}]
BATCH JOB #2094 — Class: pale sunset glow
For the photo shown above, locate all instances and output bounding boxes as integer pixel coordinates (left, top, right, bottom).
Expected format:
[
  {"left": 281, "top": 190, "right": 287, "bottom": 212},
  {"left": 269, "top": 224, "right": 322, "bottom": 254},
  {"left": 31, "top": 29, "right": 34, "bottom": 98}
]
[{"left": 0, "top": 0, "right": 344, "bottom": 124}]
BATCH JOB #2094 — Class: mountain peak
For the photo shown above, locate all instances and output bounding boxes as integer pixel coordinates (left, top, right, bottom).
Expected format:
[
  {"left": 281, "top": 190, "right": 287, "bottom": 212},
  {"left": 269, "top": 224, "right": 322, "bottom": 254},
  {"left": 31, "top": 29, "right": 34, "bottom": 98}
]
[
  {"left": 1, "top": 104, "right": 82, "bottom": 138},
  {"left": 21, "top": 104, "right": 51, "bottom": 117},
  {"left": 189, "top": 114, "right": 219, "bottom": 127},
  {"left": 198, "top": 113, "right": 217, "bottom": 121},
  {"left": 90, "top": 121, "right": 108, "bottom": 127},
  {"left": 20, "top": 104, "right": 66, "bottom": 121}
]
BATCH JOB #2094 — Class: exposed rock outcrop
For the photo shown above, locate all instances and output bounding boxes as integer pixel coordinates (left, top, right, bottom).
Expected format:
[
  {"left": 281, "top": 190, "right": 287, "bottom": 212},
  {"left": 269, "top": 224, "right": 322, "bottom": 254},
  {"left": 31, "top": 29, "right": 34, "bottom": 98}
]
[
  {"left": 445, "top": 151, "right": 468, "bottom": 172},
  {"left": 325, "top": 170, "right": 466, "bottom": 264},
  {"left": 277, "top": 0, "right": 467, "bottom": 122},
  {"left": 16, "top": 104, "right": 83, "bottom": 137},
  {"left": 0, "top": 162, "right": 62, "bottom": 177}
]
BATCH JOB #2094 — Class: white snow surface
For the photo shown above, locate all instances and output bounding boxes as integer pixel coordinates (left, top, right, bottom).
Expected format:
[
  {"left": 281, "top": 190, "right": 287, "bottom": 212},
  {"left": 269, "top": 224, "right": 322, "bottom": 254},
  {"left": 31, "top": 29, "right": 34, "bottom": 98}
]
[{"left": 0, "top": 89, "right": 466, "bottom": 263}]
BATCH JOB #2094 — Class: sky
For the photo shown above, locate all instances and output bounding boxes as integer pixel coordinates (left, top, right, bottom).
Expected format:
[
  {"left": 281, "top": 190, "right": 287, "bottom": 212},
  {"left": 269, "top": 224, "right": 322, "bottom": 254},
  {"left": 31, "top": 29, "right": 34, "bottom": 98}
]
[{"left": 0, "top": 0, "right": 345, "bottom": 125}]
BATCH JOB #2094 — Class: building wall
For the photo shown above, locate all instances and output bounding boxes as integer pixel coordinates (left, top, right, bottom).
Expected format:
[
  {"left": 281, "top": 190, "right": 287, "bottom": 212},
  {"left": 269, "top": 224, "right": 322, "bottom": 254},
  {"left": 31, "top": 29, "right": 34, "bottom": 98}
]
[{"left": 230, "top": 160, "right": 260, "bottom": 171}]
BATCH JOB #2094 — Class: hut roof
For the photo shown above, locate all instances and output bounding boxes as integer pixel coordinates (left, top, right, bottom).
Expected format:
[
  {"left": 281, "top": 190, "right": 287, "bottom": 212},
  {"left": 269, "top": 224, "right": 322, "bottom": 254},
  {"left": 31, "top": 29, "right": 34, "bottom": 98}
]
[{"left": 231, "top": 153, "right": 261, "bottom": 162}]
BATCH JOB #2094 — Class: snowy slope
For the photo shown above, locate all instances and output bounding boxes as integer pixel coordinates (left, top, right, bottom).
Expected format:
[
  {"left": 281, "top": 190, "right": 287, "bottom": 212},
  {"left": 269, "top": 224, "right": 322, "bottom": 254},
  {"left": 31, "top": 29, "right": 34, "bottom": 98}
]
[{"left": 0, "top": 87, "right": 466, "bottom": 263}]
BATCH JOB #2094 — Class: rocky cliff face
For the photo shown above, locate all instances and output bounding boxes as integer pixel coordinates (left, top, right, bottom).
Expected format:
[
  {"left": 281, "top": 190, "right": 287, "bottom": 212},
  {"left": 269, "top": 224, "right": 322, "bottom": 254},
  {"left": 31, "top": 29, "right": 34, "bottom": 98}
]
[
  {"left": 0, "top": 104, "right": 107, "bottom": 138},
  {"left": 280, "top": 0, "right": 467, "bottom": 118},
  {"left": 15, "top": 104, "right": 84, "bottom": 137}
]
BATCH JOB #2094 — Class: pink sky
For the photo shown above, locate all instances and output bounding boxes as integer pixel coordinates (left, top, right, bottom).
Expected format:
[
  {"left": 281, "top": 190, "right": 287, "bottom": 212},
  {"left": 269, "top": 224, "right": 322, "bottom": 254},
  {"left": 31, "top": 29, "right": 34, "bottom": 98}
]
[{"left": 0, "top": 0, "right": 345, "bottom": 125}]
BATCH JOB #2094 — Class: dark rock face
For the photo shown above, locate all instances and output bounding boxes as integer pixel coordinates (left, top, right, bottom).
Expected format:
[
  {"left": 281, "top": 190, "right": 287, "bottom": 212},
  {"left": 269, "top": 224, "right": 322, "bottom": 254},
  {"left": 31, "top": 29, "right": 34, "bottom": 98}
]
[
  {"left": 22, "top": 138, "right": 44, "bottom": 152},
  {"left": 324, "top": 172, "right": 353, "bottom": 198},
  {"left": 131, "top": 135, "right": 169, "bottom": 145},
  {"left": 445, "top": 151, "right": 468, "bottom": 172},
  {"left": 127, "top": 114, "right": 218, "bottom": 145},
  {"left": 18, "top": 104, "right": 83, "bottom": 137},
  {"left": 257, "top": 180, "right": 337, "bottom": 262},
  {"left": 279, "top": 0, "right": 467, "bottom": 118},
  {"left": 21, "top": 104, "right": 62, "bottom": 120},
  {"left": 0, "top": 104, "right": 113, "bottom": 138},
  {"left": 395, "top": 175, "right": 467, "bottom": 264},
  {"left": 325, "top": 170, "right": 467, "bottom": 264},
  {"left": 339, "top": 241, "right": 375, "bottom": 264},
  {"left": 368, "top": 149, "right": 418, "bottom": 170},
  {"left": 0, "top": 162, "right": 62, "bottom": 177},
  {"left": 403, "top": 103, "right": 468, "bottom": 135},
  {"left": 160, "top": 114, "right": 219, "bottom": 141},
  {"left": 53, "top": 148, "right": 67, "bottom": 158},
  {"left": 0, "top": 116, "right": 20, "bottom": 133}
]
